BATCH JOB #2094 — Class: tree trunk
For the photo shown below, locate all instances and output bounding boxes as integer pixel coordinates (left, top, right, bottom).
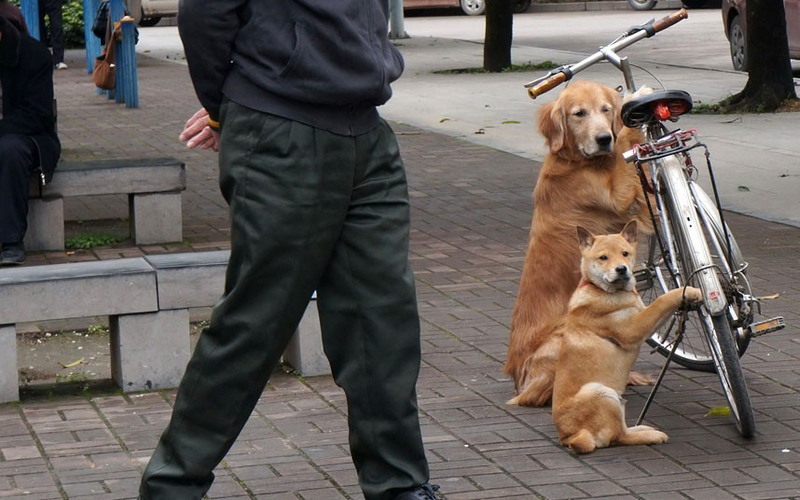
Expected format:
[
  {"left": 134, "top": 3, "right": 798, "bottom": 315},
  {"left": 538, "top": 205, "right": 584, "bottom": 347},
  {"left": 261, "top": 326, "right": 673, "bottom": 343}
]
[
  {"left": 720, "top": 0, "right": 797, "bottom": 112},
  {"left": 484, "top": 0, "right": 513, "bottom": 72}
]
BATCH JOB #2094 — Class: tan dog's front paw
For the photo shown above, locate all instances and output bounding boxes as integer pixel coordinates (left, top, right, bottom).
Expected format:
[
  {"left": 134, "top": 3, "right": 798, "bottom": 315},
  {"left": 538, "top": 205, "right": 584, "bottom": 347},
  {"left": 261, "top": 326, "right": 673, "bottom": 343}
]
[{"left": 683, "top": 286, "right": 703, "bottom": 304}]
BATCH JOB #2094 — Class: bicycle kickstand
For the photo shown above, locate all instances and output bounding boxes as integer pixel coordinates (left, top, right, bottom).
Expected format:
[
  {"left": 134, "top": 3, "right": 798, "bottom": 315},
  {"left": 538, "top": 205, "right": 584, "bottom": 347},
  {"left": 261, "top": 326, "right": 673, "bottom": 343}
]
[{"left": 636, "top": 313, "right": 687, "bottom": 426}]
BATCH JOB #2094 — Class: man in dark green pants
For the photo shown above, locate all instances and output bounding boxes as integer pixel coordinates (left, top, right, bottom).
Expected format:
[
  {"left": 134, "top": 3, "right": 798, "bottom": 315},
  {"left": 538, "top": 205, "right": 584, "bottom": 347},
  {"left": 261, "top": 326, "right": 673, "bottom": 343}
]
[{"left": 138, "top": 1, "right": 439, "bottom": 500}]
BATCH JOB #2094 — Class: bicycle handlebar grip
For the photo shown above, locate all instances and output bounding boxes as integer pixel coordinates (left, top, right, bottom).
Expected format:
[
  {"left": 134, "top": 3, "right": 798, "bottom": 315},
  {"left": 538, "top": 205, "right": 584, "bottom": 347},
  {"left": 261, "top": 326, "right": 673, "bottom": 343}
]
[
  {"left": 651, "top": 8, "right": 688, "bottom": 34},
  {"left": 527, "top": 72, "right": 568, "bottom": 99}
]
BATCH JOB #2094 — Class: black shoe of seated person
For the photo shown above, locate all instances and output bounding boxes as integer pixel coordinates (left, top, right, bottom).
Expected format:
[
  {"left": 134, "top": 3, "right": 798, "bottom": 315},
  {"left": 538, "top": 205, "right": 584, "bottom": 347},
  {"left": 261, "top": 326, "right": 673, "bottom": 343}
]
[
  {"left": 0, "top": 242, "right": 26, "bottom": 265},
  {"left": 394, "top": 483, "right": 441, "bottom": 500}
]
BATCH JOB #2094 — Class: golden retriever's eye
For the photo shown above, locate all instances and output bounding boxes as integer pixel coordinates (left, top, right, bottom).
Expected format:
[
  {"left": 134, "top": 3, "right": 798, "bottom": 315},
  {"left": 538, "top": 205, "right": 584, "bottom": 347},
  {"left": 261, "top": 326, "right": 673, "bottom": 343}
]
[
  {"left": 599, "top": 255, "right": 608, "bottom": 261},
  {"left": 574, "top": 109, "right": 586, "bottom": 118},
  {"left": 602, "top": 105, "right": 612, "bottom": 113}
]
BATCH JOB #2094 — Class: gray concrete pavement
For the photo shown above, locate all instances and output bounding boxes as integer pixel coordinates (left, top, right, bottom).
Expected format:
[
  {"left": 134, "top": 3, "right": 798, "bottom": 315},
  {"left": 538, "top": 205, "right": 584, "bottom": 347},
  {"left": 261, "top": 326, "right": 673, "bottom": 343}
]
[
  {"left": 135, "top": 8, "right": 800, "bottom": 227},
  {"left": 2, "top": 6, "right": 799, "bottom": 499}
]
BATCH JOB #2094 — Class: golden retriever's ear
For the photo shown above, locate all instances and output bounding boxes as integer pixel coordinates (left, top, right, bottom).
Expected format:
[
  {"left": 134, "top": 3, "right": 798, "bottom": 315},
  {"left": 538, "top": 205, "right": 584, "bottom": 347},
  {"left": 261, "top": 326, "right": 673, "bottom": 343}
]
[
  {"left": 538, "top": 100, "right": 565, "bottom": 153},
  {"left": 621, "top": 220, "right": 638, "bottom": 245},
  {"left": 610, "top": 89, "right": 624, "bottom": 137},
  {"left": 576, "top": 226, "right": 594, "bottom": 250}
]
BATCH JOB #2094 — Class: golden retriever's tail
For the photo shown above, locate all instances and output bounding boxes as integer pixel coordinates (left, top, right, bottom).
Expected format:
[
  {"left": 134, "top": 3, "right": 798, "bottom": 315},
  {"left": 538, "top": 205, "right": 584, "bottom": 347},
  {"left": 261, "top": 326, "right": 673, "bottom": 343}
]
[{"left": 505, "top": 343, "right": 558, "bottom": 407}]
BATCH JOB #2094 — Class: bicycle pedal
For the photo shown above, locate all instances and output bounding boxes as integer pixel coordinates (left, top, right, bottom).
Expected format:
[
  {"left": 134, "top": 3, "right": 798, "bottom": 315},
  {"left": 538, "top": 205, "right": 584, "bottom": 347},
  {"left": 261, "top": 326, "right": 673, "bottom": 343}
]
[{"left": 748, "top": 317, "right": 786, "bottom": 337}]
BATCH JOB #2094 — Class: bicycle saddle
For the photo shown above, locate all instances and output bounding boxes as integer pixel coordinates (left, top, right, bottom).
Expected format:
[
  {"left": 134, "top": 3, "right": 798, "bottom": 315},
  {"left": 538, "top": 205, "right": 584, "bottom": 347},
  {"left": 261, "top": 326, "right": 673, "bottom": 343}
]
[{"left": 621, "top": 90, "right": 693, "bottom": 128}]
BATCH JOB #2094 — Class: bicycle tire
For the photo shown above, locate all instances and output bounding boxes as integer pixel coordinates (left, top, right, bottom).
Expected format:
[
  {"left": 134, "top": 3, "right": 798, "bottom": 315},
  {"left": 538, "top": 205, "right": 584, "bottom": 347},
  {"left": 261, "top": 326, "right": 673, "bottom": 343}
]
[
  {"left": 642, "top": 163, "right": 751, "bottom": 371},
  {"left": 707, "top": 312, "right": 756, "bottom": 437}
]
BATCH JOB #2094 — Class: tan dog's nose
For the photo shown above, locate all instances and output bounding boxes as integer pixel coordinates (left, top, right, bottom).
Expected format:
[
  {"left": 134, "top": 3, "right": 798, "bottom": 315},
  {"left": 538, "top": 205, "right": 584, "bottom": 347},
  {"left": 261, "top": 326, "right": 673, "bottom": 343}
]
[{"left": 615, "top": 265, "right": 628, "bottom": 276}]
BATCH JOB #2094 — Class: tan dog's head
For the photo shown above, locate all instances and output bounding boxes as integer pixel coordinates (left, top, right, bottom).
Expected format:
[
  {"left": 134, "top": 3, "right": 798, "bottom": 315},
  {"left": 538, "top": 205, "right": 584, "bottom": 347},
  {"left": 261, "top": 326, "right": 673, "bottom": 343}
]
[
  {"left": 538, "top": 80, "right": 624, "bottom": 160},
  {"left": 577, "top": 221, "right": 638, "bottom": 293}
]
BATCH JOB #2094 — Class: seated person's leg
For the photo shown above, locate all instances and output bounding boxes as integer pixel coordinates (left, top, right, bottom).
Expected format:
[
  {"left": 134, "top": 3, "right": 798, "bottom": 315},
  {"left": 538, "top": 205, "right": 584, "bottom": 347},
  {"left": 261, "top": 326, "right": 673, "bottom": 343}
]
[{"left": 0, "top": 135, "right": 37, "bottom": 265}]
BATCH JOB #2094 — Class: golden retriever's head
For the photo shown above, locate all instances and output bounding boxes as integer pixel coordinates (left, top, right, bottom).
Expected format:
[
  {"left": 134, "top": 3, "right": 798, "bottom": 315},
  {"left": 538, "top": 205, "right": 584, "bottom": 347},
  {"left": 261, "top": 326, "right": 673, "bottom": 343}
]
[{"left": 537, "top": 80, "right": 624, "bottom": 160}]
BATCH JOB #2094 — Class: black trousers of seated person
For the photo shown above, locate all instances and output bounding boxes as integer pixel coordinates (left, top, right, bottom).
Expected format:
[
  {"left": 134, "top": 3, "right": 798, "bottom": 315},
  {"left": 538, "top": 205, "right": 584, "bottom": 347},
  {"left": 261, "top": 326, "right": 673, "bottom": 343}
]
[
  {"left": 0, "top": 135, "right": 37, "bottom": 244},
  {"left": 140, "top": 103, "right": 430, "bottom": 500}
]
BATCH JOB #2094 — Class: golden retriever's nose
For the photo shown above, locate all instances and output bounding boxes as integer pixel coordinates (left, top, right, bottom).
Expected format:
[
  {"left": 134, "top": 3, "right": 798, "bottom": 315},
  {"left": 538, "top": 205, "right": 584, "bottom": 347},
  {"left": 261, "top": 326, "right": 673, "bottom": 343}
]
[{"left": 596, "top": 132, "right": 613, "bottom": 149}]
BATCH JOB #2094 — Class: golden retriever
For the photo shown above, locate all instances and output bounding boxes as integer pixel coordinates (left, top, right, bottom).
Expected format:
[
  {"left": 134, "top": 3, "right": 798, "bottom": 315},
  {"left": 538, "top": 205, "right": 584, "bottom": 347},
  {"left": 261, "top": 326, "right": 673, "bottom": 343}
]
[
  {"left": 506, "top": 80, "right": 654, "bottom": 407},
  {"left": 552, "top": 222, "right": 702, "bottom": 453}
]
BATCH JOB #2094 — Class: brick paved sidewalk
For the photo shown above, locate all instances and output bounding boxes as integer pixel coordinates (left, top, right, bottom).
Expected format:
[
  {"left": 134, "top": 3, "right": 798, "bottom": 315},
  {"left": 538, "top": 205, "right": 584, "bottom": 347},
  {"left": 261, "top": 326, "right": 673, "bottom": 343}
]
[{"left": 2, "top": 51, "right": 799, "bottom": 499}]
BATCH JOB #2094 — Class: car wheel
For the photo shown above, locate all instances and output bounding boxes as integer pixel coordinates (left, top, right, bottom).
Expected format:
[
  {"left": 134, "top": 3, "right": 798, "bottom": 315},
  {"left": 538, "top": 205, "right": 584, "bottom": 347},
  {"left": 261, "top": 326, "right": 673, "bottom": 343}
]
[
  {"left": 626, "top": 0, "right": 658, "bottom": 10},
  {"left": 460, "top": 0, "right": 485, "bottom": 16},
  {"left": 513, "top": 0, "right": 531, "bottom": 13},
  {"left": 138, "top": 16, "right": 161, "bottom": 27},
  {"left": 728, "top": 14, "right": 747, "bottom": 71}
]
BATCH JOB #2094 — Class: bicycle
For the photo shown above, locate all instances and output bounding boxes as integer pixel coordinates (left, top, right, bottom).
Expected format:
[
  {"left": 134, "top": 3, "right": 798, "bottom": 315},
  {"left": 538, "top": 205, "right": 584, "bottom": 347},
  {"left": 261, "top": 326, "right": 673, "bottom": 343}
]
[{"left": 523, "top": 9, "right": 785, "bottom": 438}]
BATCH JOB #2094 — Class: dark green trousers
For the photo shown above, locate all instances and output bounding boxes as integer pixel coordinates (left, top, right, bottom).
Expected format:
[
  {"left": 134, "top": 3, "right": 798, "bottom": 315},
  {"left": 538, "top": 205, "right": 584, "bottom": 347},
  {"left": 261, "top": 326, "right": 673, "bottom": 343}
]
[{"left": 140, "top": 102, "right": 429, "bottom": 500}]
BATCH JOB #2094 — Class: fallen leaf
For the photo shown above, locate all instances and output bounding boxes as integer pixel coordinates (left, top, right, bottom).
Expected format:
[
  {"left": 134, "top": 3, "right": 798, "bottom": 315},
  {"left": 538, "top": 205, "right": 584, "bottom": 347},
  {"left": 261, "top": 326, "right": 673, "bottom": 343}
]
[
  {"left": 705, "top": 406, "right": 731, "bottom": 417},
  {"left": 60, "top": 358, "right": 85, "bottom": 369}
]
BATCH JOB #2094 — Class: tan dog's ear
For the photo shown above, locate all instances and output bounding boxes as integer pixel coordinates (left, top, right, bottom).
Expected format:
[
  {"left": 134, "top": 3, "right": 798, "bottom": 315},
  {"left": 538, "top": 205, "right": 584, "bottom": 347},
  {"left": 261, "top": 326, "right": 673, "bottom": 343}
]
[
  {"left": 576, "top": 226, "right": 594, "bottom": 250},
  {"left": 621, "top": 220, "right": 638, "bottom": 245},
  {"left": 538, "top": 100, "right": 565, "bottom": 152}
]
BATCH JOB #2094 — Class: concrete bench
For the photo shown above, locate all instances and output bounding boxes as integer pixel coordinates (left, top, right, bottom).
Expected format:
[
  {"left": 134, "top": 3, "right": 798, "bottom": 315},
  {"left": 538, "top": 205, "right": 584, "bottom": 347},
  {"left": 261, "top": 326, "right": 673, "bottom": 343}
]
[
  {"left": 25, "top": 157, "right": 186, "bottom": 251},
  {"left": 0, "top": 252, "right": 327, "bottom": 403}
]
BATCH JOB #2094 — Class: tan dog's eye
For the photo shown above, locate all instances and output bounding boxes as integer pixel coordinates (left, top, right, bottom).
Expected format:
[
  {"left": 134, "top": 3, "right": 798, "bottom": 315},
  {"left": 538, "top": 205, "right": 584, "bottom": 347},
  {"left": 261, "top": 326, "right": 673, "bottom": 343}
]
[
  {"left": 622, "top": 251, "right": 630, "bottom": 257},
  {"left": 599, "top": 255, "right": 608, "bottom": 261}
]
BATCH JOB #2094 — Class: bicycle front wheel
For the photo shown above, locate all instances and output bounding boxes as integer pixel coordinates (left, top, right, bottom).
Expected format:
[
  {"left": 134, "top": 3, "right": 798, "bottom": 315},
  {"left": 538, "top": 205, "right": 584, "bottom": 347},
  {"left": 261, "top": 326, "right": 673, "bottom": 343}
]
[{"left": 642, "top": 154, "right": 755, "bottom": 437}]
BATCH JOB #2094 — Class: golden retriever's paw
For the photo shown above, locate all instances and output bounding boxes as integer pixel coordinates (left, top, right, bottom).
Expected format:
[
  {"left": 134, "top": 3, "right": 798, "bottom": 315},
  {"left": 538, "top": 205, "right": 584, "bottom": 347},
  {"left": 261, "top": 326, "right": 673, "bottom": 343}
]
[
  {"left": 628, "top": 371, "right": 654, "bottom": 386},
  {"left": 623, "top": 86, "right": 653, "bottom": 103},
  {"left": 683, "top": 286, "right": 704, "bottom": 304}
]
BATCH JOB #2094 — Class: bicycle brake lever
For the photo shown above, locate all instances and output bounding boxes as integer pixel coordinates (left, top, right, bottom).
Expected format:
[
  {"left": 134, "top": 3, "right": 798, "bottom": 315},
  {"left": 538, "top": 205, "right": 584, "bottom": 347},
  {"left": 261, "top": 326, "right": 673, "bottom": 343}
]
[
  {"left": 624, "top": 19, "right": 655, "bottom": 37},
  {"left": 524, "top": 66, "right": 571, "bottom": 89}
]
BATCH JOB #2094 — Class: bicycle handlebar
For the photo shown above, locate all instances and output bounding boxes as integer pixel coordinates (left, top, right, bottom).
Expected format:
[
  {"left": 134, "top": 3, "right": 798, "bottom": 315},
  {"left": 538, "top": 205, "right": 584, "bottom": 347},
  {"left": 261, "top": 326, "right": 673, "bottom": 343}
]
[{"left": 525, "top": 8, "right": 688, "bottom": 99}]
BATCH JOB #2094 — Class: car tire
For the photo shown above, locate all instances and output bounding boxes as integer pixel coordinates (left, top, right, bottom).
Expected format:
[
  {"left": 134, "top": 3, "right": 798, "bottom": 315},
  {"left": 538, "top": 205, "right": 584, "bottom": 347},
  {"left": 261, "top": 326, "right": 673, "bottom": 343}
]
[
  {"left": 626, "top": 0, "right": 657, "bottom": 10},
  {"left": 460, "top": 0, "right": 485, "bottom": 16},
  {"left": 139, "top": 16, "right": 161, "bottom": 27},
  {"left": 728, "top": 14, "right": 747, "bottom": 71},
  {"left": 513, "top": 0, "right": 531, "bottom": 13}
]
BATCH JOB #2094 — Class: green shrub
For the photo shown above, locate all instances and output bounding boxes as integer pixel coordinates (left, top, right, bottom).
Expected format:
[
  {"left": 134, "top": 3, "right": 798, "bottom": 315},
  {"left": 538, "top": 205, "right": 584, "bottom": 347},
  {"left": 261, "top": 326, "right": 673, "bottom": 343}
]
[{"left": 63, "top": 0, "right": 86, "bottom": 48}]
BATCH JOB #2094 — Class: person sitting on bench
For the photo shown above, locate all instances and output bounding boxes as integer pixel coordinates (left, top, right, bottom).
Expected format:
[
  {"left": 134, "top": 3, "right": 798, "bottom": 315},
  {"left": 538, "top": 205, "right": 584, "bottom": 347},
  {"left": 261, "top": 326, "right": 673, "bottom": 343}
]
[{"left": 0, "top": 13, "right": 60, "bottom": 265}]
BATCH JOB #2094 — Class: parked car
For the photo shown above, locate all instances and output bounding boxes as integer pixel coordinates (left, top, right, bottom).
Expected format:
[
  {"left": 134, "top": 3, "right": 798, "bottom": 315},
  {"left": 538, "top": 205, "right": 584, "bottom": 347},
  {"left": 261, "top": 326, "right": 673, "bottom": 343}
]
[
  {"left": 626, "top": 0, "right": 716, "bottom": 10},
  {"left": 127, "top": 0, "right": 178, "bottom": 27},
  {"left": 722, "top": 0, "right": 800, "bottom": 71},
  {"left": 404, "top": 0, "right": 532, "bottom": 16}
]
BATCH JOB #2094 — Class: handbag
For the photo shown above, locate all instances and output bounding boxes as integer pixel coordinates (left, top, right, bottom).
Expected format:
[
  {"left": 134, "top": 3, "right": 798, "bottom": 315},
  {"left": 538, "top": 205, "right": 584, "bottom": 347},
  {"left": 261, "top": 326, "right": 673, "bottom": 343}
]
[
  {"left": 93, "top": 19, "right": 116, "bottom": 90},
  {"left": 92, "top": 0, "right": 139, "bottom": 45}
]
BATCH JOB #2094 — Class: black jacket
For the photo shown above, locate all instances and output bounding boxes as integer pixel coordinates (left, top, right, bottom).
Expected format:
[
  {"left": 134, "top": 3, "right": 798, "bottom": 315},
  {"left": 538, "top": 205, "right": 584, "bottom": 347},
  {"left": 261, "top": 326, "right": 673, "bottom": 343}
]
[
  {"left": 0, "top": 15, "right": 60, "bottom": 182},
  {"left": 177, "top": 0, "right": 404, "bottom": 136}
]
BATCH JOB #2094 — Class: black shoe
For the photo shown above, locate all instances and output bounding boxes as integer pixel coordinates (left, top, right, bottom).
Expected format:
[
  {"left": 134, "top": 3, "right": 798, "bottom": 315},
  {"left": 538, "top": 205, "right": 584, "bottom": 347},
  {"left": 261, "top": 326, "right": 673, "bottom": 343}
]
[
  {"left": 394, "top": 483, "right": 440, "bottom": 500},
  {"left": 1, "top": 242, "right": 25, "bottom": 266}
]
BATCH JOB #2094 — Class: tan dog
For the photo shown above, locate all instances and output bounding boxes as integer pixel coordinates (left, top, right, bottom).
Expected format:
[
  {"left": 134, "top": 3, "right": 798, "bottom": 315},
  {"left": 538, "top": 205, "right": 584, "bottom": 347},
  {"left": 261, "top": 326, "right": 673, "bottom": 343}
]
[
  {"left": 552, "top": 222, "right": 702, "bottom": 454},
  {"left": 506, "top": 80, "right": 654, "bottom": 406}
]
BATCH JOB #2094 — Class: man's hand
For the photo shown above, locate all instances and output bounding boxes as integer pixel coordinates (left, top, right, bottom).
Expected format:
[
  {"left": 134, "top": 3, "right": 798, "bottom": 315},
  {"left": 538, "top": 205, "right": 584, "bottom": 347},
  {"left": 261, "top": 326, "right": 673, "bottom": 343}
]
[{"left": 179, "top": 108, "right": 220, "bottom": 151}]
